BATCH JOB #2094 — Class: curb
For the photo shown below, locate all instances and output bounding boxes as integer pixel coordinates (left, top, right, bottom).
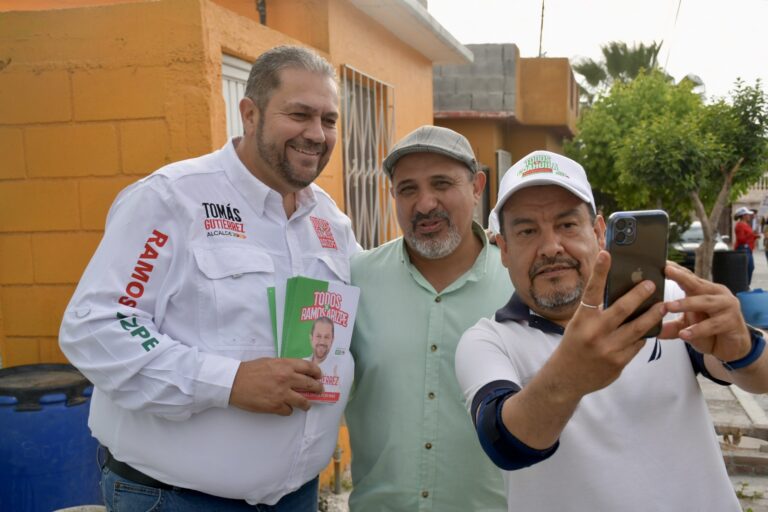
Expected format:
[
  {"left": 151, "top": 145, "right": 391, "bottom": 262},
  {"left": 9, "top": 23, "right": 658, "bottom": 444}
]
[{"left": 724, "top": 445, "right": 768, "bottom": 476}]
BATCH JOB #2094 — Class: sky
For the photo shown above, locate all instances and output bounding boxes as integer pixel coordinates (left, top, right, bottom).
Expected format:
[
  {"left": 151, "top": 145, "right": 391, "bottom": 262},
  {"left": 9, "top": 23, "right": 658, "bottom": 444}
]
[{"left": 427, "top": 0, "right": 768, "bottom": 101}]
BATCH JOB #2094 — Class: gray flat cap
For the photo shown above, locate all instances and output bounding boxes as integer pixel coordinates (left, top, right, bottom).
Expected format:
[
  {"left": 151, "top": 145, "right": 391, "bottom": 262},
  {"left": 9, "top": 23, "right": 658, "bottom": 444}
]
[{"left": 382, "top": 125, "right": 477, "bottom": 178}]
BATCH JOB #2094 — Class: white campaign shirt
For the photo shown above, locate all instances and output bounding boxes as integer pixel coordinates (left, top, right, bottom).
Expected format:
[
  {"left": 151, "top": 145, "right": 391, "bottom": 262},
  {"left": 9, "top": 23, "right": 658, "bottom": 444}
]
[{"left": 60, "top": 139, "right": 360, "bottom": 504}]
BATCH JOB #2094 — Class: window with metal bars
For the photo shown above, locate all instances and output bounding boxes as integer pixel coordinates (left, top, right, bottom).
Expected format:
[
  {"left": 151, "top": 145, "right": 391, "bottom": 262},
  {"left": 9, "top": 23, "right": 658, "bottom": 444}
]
[{"left": 341, "top": 65, "right": 397, "bottom": 249}]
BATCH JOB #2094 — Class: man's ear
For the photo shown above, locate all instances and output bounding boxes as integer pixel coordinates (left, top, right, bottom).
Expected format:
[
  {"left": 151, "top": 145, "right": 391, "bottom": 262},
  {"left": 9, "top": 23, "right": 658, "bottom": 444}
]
[
  {"left": 496, "top": 232, "right": 511, "bottom": 269},
  {"left": 594, "top": 214, "right": 607, "bottom": 250},
  {"left": 239, "top": 97, "right": 258, "bottom": 135},
  {"left": 472, "top": 171, "right": 487, "bottom": 201}
]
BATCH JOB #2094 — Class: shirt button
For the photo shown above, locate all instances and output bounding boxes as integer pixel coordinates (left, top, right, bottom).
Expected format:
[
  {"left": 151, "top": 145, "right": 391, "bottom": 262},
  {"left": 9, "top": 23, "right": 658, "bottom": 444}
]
[
  {"left": 425, "top": 442, "right": 432, "bottom": 449},
  {"left": 422, "top": 491, "right": 429, "bottom": 498},
  {"left": 428, "top": 392, "right": 435, "bottom": 399},
  {"left": 430, "top": 344, "right": 437, "bottom": 352},
  {"left": 435, "top": 296, "right": 442, "bottom": 302}
]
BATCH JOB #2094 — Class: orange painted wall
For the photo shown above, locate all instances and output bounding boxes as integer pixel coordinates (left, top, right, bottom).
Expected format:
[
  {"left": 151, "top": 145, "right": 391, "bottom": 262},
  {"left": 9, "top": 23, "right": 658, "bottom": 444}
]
[
  {"left": 0, "top": 0, "right": 219, "bottom": 367},
  {"left": 266, "top": 0, "right": 331, "bottom": 54},
  {"left": 0, "top": 0, "right": 143, "bottom": 10},
  {"left": 507, "top": 125, "right": 564, "bottom": 160},
  {"left": 517, "top": 57, "right": 578, "bottom": 132}
]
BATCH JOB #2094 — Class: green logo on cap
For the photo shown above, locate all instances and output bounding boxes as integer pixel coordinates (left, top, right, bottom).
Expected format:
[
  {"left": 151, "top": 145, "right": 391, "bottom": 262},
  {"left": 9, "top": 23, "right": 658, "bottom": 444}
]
[{"left": 519, "top": 154, "right": 570, "bottom": 179}]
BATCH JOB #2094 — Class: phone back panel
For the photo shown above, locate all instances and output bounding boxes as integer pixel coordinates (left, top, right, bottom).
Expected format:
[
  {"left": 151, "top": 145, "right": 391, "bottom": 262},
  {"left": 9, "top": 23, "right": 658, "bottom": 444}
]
[{"left": 604, "top": 210, "right": 668, "bottom": 336}]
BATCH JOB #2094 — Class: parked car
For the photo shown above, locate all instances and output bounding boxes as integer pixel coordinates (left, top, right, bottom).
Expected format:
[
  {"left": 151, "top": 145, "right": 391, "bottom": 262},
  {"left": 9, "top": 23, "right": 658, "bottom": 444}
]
[{"left": 670, "top": 221, "right": 729, "bottom": 270}]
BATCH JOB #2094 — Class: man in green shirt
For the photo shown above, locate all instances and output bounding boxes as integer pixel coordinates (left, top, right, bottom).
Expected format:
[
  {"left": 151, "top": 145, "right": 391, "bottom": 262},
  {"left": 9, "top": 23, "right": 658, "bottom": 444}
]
[{"left": 345, "top": 125, "right": 512, "bottom": 511}]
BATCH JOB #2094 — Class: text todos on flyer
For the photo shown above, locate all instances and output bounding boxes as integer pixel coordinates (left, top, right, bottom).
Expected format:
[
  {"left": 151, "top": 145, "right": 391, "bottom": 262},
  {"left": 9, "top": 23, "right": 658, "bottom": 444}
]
[{"left": 299, "top": 291, "right": 350, "bottom": 327}]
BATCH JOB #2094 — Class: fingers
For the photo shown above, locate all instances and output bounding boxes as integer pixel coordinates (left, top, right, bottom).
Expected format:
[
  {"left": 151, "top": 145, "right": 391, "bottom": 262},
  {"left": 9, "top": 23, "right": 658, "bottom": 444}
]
[
  {"left": 664, "top": 293, "right": 735, "bottom": 319},
  {"left": 292, "top": 372, "right": 324, "bottom": 395},
  {"left": 665, "top": 261, "right": 722, "bottom": 296},
  {"left": 287, "top": 358, "right": 323, "bottom": 380},
  {"left": 658, "top": 316, "right": 691, "bottom": 340},
  {"left": 285, "top": 391, "right": 313, "bottom": 413},
  {"left": 603, "top": 279, "right": 660, "bottom": 332},
  {"left": 615, "top": 335, "right": 647, "bottom": 361},
  {"left": 614, "top": 301, "right": 666, "bottom": 342},
  {"left": 578, "top": 250, "right": 611, "bottom": 312},
  {"left": 661, "top": 265, "right": 752, "bottom": 361},
  {"left": 229, "top": 357, "right": 324, "bottom": 415}
]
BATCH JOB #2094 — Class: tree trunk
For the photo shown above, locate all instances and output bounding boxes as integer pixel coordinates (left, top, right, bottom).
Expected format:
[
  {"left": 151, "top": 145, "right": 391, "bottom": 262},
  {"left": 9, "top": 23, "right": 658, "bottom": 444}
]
[{"left": 691, "top": 158, "right": 743, "bottom": 280}]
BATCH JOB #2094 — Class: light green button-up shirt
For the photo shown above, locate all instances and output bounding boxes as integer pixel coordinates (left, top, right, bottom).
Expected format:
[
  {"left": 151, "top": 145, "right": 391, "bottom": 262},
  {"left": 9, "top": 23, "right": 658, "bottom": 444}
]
[{"left": 346, "top": 224, "right": 513, "bottom": 512}]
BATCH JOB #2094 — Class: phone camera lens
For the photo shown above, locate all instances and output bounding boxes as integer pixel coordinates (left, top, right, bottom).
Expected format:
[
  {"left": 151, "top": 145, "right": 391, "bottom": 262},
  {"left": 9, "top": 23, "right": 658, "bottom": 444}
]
[
  {"left": 615, "top": 232, "right": 626, "bottom": 243},
  {"left": 616, "top": 219, "right": 627, "bottom": 230}
]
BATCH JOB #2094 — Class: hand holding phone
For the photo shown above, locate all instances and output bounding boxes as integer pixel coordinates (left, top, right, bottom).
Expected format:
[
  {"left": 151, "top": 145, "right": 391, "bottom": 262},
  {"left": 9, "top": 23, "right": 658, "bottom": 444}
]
[{"left": 604, "top": 210, "right": 668, "bottom": 338}]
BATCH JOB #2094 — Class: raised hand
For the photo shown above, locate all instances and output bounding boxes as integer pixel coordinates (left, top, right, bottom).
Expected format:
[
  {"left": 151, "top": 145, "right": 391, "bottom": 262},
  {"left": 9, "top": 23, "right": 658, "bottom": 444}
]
[
  {"left": 553, "top": 250, "right": 666, "bottom": 398},
  {"left": 660, "top": 262, "right": 751, "bottom": 363}
]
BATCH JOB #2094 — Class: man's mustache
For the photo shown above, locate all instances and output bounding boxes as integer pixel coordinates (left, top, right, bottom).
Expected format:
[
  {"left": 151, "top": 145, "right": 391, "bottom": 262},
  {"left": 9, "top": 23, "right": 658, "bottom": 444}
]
[
  {"left": 411, "top": 210, "right": 450, "bottom": 231},
  {"left": 529, "top": 256, "right": 580, "bottom": 280}
]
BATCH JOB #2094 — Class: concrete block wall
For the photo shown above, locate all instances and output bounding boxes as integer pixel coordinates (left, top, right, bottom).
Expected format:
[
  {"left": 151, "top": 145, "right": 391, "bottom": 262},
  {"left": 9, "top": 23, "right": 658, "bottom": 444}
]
[{"left": 434, "top": 43, "right": 518, "bottom": 113}]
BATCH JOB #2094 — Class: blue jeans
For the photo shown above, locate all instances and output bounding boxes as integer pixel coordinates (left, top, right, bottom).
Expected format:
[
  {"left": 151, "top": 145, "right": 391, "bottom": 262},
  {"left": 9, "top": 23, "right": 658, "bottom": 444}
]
[{"left": 100, "top": 466, "right": 318, "bottom": 512}]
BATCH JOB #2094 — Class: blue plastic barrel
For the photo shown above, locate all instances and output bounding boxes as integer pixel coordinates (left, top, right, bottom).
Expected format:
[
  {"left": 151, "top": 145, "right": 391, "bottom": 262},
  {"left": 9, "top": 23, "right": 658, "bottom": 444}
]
[
  {"left": 0, "top": 364, "right": 102, "bottom": 511},
  {"left": 738, "top": 289, "right": 768, "bottom": 328}
]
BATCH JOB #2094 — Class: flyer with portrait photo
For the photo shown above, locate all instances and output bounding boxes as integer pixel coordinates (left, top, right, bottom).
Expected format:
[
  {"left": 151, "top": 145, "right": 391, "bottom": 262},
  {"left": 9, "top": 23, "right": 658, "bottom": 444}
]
[{"left": 268, "top": 276, "right": 359, "bottom": 403}]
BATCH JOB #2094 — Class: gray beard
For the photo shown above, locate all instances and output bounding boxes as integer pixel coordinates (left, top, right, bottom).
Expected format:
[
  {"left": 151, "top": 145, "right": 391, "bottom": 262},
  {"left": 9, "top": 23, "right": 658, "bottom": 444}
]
[
  {"left": 405, "top": 225, "right": 462, "bottom": 259},
  {"left": 530, "top": 280, "right": 584, "bottom": 310}
]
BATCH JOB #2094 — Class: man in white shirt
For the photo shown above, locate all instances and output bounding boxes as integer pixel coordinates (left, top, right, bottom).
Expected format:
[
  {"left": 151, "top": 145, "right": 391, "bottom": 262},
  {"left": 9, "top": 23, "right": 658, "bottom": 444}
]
[
  {"left": 455, "top": 150, "right": 768, "bottom": 511},
  {"left": 60, "top": 45, "right": 359, "bottom": 511}
]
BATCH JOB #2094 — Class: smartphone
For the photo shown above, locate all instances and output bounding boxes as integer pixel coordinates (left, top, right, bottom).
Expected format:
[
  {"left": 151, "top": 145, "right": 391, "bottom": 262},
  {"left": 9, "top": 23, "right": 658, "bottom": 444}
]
[{"left": 604, "top": 210, "right": 668, "bottom": 338}]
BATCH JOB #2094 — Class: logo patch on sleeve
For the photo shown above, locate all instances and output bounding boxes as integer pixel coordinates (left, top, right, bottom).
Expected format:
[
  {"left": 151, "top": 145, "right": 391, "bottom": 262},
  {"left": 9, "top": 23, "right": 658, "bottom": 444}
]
[{"left": 310, "top": 216, "right": 337, "bottom": 249}]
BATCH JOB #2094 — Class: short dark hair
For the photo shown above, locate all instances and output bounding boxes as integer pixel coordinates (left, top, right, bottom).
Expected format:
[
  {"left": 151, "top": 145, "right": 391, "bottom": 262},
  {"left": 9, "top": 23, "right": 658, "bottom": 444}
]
[
  {"left": 498, "top": 200, "right": 596, "bottom": 238},
  {"left": 244, "top": 45, "right": 337, "bottom": 113}
]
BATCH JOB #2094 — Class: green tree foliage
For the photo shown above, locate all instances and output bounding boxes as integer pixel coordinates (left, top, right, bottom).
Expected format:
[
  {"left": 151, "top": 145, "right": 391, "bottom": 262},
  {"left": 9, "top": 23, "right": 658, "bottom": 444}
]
[
  {"left": 565, "top": 71, "right": 768, "bottom": 277},
  {"left": 573, "top": 41, "right": 664, "bottom": 105}
]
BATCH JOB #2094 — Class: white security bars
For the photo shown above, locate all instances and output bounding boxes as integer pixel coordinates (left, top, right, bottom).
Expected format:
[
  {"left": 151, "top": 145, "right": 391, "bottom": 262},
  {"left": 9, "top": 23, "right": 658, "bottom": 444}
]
[{"left": 341, "top": 65, "right": 397, "bottom": 249}]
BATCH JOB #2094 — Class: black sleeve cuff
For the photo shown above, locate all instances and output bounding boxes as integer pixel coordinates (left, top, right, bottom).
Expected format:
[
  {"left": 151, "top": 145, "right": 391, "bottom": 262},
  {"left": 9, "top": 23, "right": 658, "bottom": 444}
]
[
  {"left": 687, "top": 343, "right": 730, "bottom": 385},
  {"left": 473, "top": 380, "right": 559, "bottom": 471}
]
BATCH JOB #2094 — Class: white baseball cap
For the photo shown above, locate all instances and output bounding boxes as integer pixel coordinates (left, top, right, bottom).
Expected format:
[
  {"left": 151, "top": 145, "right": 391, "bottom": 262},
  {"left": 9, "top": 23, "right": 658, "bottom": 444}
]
[
  {"left": 490, "top": 150, "right": 596, "bottom": 231},
  {"left": 734, "top": 206, "right": 753, "bottom": 217}
]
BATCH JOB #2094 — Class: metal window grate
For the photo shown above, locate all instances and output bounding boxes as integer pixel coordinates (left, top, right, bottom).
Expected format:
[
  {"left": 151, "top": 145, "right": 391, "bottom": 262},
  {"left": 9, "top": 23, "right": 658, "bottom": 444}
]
[
  {"left": 221, "top": 54, "right": 251, "bottom": 140},
  {"left": 341, "top": 65, "right": 398, "bottom": 249}
]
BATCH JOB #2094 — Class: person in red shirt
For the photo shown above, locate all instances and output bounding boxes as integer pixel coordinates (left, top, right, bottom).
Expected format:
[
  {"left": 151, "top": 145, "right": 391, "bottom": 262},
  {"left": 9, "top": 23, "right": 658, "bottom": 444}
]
[{"left": 734, "top": 206, "right": 759, "bottom": 286}]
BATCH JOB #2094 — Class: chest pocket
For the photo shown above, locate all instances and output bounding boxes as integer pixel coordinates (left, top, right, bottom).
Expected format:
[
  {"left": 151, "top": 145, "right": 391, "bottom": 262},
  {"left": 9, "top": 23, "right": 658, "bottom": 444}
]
[
  {"left": 194, "top": 245, "right": 275, "bottom": 351},
  {"left": 303, "top": 253, "right": 351, "bottom": 284}
]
